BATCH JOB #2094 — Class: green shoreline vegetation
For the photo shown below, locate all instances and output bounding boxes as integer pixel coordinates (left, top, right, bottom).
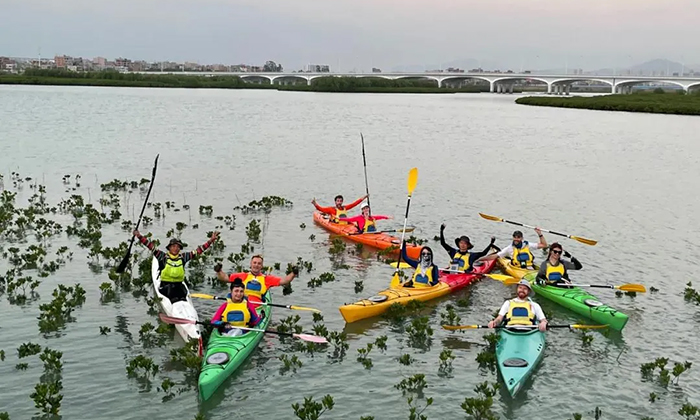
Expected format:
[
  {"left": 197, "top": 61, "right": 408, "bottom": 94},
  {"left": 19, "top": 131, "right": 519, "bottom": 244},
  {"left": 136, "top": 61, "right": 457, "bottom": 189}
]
[
  {"left": 516, "top": 90, "right": 700, "bottom": 116},
  {"left": 0, "top": 68, "right": 488, "bottom": 94}
]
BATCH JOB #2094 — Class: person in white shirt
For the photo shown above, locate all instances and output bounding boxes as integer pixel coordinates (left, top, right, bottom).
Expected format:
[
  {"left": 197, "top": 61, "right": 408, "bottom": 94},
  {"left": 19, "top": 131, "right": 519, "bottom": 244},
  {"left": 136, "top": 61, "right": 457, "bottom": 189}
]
[
  {"left": 488, "top": 279, "right": 548, "bottom": 332},
  {"left": 476, "top": 228, "right": 547, "bottom": 269}
]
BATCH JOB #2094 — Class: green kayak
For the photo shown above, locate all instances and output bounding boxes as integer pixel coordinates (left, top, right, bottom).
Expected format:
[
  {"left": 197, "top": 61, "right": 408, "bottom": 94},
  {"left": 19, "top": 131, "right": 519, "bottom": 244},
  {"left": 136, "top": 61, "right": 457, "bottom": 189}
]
[
  {"left": 524, "top": 272, "right": 629, "bottom": 331},
  {"left": 198, "top": 293, "right": 272, "bottom": 401},
  {"left": 496, "top": 327, "right": 545, "bottom": 397}
]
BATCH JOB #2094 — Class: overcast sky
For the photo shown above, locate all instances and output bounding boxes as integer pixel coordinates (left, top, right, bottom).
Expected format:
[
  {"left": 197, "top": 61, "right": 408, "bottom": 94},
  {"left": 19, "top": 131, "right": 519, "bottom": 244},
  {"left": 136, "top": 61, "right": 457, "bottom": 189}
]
[{"left": 2, "top": 0, "right": 699, "bottom": 71}]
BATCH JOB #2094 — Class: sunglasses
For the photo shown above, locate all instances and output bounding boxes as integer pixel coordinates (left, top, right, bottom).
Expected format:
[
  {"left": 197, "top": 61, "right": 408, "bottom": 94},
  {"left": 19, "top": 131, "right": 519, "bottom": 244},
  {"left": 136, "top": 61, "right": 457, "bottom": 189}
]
[
  {"left": 552, "top": 250, "right": 562, "bottom": 255},
  {"left": 421, "top": 252, "right": 431, "bottom": 256}
]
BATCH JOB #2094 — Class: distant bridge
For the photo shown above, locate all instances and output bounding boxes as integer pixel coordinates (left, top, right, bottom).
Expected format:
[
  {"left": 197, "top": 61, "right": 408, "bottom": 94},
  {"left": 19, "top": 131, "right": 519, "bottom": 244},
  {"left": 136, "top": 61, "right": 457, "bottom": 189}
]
[{"left": 133, "top": 71, "right": 700, "bottom": 94}]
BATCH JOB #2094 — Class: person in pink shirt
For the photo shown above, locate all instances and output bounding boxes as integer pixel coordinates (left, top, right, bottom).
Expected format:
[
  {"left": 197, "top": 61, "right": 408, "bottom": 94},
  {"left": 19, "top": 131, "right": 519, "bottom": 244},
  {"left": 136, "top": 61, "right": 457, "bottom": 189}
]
[
  {"left": 341, "top": 203, "right": 393, "bottom": 233},
  {"left": 210, "top": 278, "right": 262, "bottom": 336}
]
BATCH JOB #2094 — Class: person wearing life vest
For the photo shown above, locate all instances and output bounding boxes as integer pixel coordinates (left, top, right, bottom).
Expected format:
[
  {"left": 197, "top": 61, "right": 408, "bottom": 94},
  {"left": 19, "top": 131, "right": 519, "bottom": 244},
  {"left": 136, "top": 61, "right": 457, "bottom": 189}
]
[
  {"left": 133, "top": 229, "right": 219, "bottom": 303},
  {"left": 312, "top": 194, "right": 368, "bottom": 224},
  {"left": 214, "top": 254, "right": 298, "bottom": 304},
  {"left": 535, "top": 242, "right": 582, "bottom": 286},
  {"left": 341, "top": 203, "right": 393, "bottom": 233},
  {"left": 439, "top": 223, "right": 498, "bottom": 273},
  {"left": 210, "top": 278, "right": 262, "bottom": 336},
  {"left": 477, "top": 228, "right": 547, "bottom": 269},
  {"left": 488, "top": 279, "right": 548, "bottom": 332},
  {"left": 400, "top": 242, "right": 440, "bottom": 288}
]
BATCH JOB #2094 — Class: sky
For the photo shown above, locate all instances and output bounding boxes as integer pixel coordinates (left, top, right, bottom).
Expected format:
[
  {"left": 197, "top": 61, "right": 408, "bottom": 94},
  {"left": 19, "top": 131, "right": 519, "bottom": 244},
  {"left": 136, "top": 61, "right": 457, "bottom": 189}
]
[{"left": 2, "top": 0, "right": 700, "bottom": 72}]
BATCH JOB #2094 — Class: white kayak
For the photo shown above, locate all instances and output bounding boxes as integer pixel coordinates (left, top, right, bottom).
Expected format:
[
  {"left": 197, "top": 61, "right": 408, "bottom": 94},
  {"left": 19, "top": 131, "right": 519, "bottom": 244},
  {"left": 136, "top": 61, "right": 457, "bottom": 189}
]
[{"left": 151, "top": 257, "right": 200, "bottom": 342}]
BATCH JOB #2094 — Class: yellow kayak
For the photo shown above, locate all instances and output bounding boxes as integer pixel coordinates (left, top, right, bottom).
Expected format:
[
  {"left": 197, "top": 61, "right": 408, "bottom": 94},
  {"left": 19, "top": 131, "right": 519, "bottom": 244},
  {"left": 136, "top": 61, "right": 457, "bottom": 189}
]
[
  {"left": 498, "top": 258, "right": 537, "bottom": 279},
  {"left": 339, "top": 260, "right": 497, "bottom": 323}
]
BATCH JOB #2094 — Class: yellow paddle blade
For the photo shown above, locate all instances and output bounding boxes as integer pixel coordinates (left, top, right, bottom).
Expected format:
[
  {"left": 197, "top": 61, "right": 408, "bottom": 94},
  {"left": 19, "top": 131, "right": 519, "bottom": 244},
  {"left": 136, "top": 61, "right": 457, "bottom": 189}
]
[
  {"left": 571, "top": 235, "right": 598, "bottom": 246},
  {"left": 390, "top": 272, "right": 401, "bottom": 288},
  {"left": 442, "top": 325, "right": 479, "bottom": 330},
  {"left": 390, "top": 261, "right": 412, "bottom": 269},
  {"left": 407, "top": 167, "right": 418, "bottom": 195},
  {"left": 484, "top": 273, "right": 516, "bottom": 282},
  {"left": 191, "top": 293, "right": 215, "bottom": 300},
  {"left": 614, "top": 284, "right": 647, "bottom": 293},
  {"left": 478, "top": 213, "right": 504, "bottom": 222},
  {"left": 503, "top": 278, "right": 522, "bottom": 286},
  {"left": 570, "top": 324, "right": 609, "bottom": 330},
  {"left": 289, "top": 305, "right": 322, "bottom": 313}
]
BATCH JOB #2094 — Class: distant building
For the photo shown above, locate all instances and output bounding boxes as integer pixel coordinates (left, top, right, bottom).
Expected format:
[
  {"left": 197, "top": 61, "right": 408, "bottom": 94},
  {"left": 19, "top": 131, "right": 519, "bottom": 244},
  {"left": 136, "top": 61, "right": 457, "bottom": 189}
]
[
  {"left": 93, "top": 57, "right": 107, "bottom": 68},
  {"left": 372, "top": 67, "right": 381, "bottom": 73},
  {"left": 446, "top": 67, "right": 465, "bottom": 73},
  {"left": 305, "top": 64, "right": 330, "bottom": 73}
]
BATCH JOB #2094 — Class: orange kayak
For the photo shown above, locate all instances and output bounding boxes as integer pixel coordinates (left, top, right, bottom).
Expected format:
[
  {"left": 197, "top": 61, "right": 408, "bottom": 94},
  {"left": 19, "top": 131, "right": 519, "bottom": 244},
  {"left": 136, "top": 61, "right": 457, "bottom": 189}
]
[{"left": 312, "top": 211, "right": 421, "bottom": 260}]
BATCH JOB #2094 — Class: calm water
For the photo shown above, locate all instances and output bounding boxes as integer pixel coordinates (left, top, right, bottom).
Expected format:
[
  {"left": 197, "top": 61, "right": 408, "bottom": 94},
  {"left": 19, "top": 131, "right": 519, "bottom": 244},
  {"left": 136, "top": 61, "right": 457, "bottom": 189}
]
[{"left": 1, "top": 85, "right": 699, "bottom": 420}]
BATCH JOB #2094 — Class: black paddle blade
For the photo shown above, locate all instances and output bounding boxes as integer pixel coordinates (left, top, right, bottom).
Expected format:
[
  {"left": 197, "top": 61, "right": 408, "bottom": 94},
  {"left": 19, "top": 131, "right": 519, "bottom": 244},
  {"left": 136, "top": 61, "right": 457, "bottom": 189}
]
[{"left": 115, "top": 240, "right": 134, "bottom": 273}]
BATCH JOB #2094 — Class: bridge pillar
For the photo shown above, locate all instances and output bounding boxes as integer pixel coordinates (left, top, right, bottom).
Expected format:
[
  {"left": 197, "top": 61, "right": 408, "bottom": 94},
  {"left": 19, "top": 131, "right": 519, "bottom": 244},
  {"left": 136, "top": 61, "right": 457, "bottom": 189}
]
[
  {"left": 507, "top": 84, "right": 513, "bottom": 94},
  {"left": 437, "top": 79, "right": 442, "bottom": 88},
  {"left": 490, "top": 81, "right": 495, "bottom": 93},
  {"left": 547, "top": 83, "right": 552, "bottom": 94},
  {"left": 307, "top": 78, "right": 311, "bottom": 86}
]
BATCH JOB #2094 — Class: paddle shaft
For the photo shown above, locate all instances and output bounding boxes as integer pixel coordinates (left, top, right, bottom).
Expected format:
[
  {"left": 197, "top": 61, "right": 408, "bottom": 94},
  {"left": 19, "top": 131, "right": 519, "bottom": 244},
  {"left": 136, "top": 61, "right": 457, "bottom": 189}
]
[
  {"left": 162, "top": 314, "right": 301, "bottom": 339},
  {"left": 116, "top": 154, "right": 159, "bottom": 273},
  {"left": 394, "top": 193, "right": 413, "bottom": 276},
  {"left": 348, "top": 227, "right": 414, "bottom": 235},
  {"left": 193, "top": 294, "right": 315, "bottom": 310},
  {"left": 448, "top": 324, "right": 602, "bottom": 330},
  {"left": 360, "top": 133, "right": 371, "bottom": 217}
]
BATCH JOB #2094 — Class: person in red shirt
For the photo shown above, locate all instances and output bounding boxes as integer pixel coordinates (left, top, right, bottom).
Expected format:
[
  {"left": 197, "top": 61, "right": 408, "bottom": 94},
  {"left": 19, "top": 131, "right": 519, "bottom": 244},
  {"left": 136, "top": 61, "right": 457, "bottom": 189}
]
[
  {"left": 341, "top": 203, "right": 393, "bottom": 233},
  {"left": 312, "top": 194, "right": 368, "bottom": 223},
  {"left": 214, "top": 254, "right": 297, "bottom": 304}
]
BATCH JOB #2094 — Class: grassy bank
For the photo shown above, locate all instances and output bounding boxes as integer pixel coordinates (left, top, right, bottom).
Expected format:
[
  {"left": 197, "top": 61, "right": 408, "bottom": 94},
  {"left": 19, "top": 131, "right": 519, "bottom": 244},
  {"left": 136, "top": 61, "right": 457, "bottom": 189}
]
[
  {"left": 516, "top": 91, "right": 700, "bottom": 116},
  {"left": 0, "top": 69, "right": 487, "bottom": 94}
]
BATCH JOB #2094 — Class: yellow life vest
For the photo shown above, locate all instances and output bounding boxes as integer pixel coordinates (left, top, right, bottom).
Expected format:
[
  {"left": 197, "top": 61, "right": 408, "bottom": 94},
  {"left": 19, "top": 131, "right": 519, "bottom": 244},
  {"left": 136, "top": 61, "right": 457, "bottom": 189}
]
[
  {"left": 363, "top": 218, "right": 377, "bottom": 233},
  {"left": 450, "top": 252, "right": 471, "bottom": 272},
  {"left": 545, "top": 262, "right": 566, "bottom": 283},
  {"left": 332, "top": 207, "right": 349, "bottom": 224},
  {"left": 504, "top": 299, "right": 536, "bottom": 326},
  {"left": 243, "top": 273, "right": 269, "bottom": 300},
  {"left": 160, "top": 253, "right": 185, "bottom": 283},
  {"left": 220, "top": 299, "right": 251, "bottom": 327},
  {"left": 410, "top": 265, "right": 435, "bottom": 288},
  {"left": 511, "top": 242, "right": 535, "bottom": 269}
]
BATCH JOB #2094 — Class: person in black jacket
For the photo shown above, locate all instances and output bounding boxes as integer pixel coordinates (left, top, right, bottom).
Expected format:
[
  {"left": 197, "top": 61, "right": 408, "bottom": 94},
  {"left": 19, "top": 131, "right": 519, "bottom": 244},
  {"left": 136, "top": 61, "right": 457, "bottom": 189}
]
[{"left": 439, "top": 223, "right": 497, "bottom": 273}]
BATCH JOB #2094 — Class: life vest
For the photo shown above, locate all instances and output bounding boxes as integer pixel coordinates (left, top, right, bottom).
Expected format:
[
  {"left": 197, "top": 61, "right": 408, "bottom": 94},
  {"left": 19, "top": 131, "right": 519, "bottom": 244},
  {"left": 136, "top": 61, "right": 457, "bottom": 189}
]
[
  {"left": 410, "top": 265, "right": 435, "bottom": 288},
  {"left": 450, "top": 251, "right": 471, "bottom": 272},
  {"left": 243, "top": 273, "right": 269, "bottom": 301},
  {"left": 504, "top": 299, "right": 536, "bottom": 326},
  {"left": 363, "top": 218, "right": 377, "bottom": 233},
  {"left": 160, "top": 253, "right": 185, "bottom": 283},
  {"left": 511, "top": 242, "right": 535, "bottom": 269},
  {"left": 332, "top": 207, "right": 349, "bottom": 224},
  {"left": 546, "top": 262, "right": 566, "bottom": 283},
  {"left": 220, "top": 299, "right": 252, "bottom": 327}
]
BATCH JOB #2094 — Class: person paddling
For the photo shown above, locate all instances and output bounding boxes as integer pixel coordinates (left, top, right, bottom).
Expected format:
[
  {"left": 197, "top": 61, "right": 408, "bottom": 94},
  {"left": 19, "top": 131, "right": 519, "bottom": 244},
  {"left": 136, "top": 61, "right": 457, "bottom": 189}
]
[
  {"left": 399, "top": 242, "right": 440, "bottom": 288},
  {"left": 488, "top": 279, "right": 548, "bottom": 332},
  {"left": 134, "top": 229, "right": 219, "bottom": 302},
  {"left": 211, "top": 278, "right": 262, "bottom": 336},
  {"left": 477, "top": 228, "right": 547, "bottom": 270},
  {"left": 439, "top": 223, "right": 497, "bottom": 273},
  {"left": 312, "top": 194, "right": 368, "bottom": 224},
  {"left": 215, "top": 254, "right": 298, "bottom": 304},
  {"left": 341, "top": 203, "right": 393, "bottom": 233},
  {"left": 535, "top": 242, "right": 582, "bottom": 286}
]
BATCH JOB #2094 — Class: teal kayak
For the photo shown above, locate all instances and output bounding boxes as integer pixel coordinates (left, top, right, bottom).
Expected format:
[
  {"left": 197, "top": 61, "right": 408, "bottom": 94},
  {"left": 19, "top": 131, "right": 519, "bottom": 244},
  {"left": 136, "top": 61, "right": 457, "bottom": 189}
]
[
  {"left": 524, "top": 272, "right": 629, "bottom": 331},
  {"left": 496, "top": 327, "right": 545, "bottom": 397},
  {"left": 198, "top": 293, "right": 271, "bottom": 401}
]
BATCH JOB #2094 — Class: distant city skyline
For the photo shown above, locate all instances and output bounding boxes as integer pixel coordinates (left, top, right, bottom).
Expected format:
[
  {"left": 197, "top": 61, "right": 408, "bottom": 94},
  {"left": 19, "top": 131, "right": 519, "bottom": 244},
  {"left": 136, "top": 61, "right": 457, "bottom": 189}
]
[{"left": 2, "top": 0, "right": 700, "bottom": 72}]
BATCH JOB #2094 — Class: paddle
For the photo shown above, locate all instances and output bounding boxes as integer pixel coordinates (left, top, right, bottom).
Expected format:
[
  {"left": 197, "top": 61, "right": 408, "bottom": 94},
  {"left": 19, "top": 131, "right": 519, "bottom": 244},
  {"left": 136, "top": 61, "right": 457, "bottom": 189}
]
[
  {"left": 190, "top": 293, "right": 322, "bottom": 313},
  {"left": 158, "top": 313, "right": 328, "bottom": 343},
  {"left": 389, "top": 261, "right": 413, "bottom": 269},
  {"left": 501, "top": 277, "right": 646, "bottom": 292},
  {"left": 116, "top": 154, "right": 159, "bottom": 273},
  {"left": 440, "top": 270, "right": 514, "bottom": 282},
  {"left": 390, "top": 168, "right": 419, "bottom": 288},
  {"left": 348, "top": 227, "right": 415, "bottom": 236},
  {"left": 442, "top": 323, "right": 609, "bottom": 331},
  {"left": 360, "top": 132, "right": 371, "bottom": 217},
  {"left": 478, "top": 213, "right": 597, "bottom": 246}
]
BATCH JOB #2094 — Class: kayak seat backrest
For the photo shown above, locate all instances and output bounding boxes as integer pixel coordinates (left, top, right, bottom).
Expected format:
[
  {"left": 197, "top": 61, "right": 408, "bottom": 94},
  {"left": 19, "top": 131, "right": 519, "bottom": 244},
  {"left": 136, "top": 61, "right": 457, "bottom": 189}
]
[{"left": 503, "top": 358, "right": 528, "bottom": 368}]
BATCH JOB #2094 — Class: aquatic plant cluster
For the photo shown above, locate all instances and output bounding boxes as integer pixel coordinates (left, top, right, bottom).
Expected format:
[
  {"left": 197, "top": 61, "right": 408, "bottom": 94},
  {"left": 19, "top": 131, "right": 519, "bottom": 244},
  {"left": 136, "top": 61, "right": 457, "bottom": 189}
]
[{"left": 0, "top": 171, "right": 696, "bottom": 420}]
